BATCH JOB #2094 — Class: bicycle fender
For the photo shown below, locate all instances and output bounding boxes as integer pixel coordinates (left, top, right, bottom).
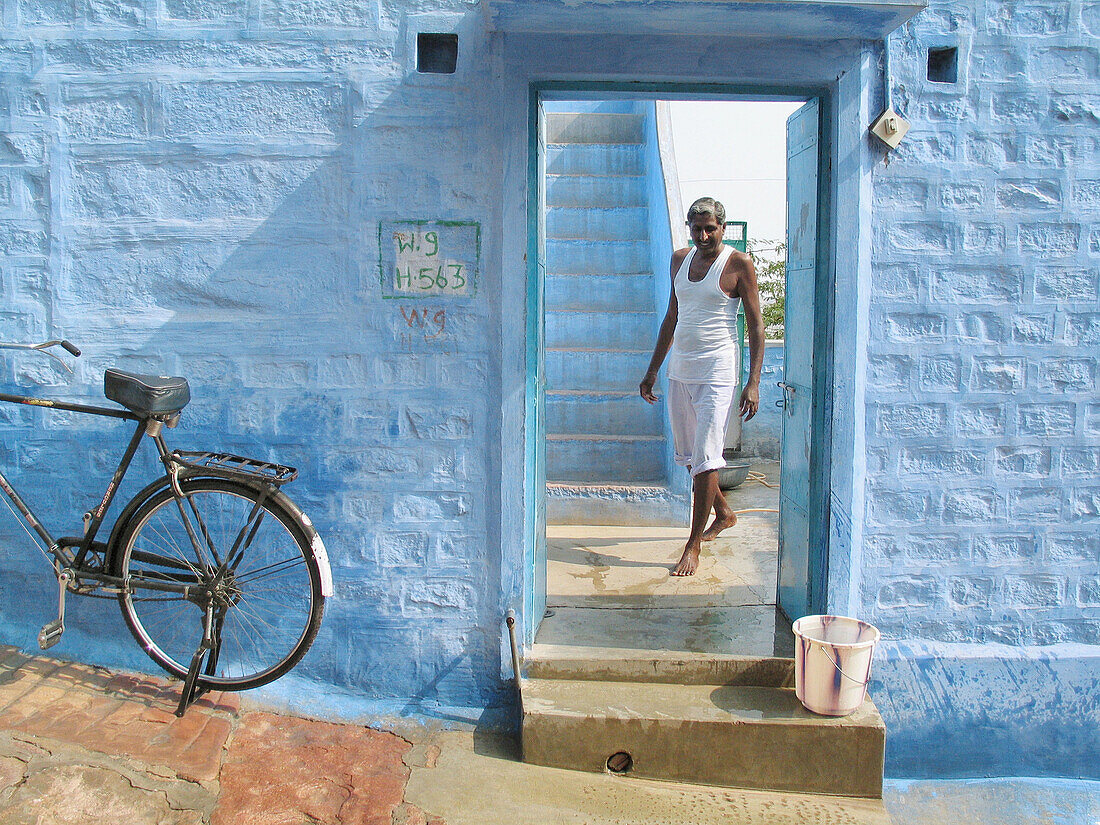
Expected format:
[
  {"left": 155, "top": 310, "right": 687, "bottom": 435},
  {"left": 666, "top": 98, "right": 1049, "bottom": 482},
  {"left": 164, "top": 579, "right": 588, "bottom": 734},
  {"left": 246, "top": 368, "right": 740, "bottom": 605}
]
[{"left": 275, "top": 494, "right": 334, "bottom": 598}]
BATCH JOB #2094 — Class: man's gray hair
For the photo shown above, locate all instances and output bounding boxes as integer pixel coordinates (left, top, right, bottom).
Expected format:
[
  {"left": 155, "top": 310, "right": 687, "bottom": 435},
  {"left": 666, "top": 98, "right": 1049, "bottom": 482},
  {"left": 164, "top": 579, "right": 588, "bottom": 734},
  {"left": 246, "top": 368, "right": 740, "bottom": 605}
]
[{"left": 687, "top": 197, "right": 726, "bottom": 226}]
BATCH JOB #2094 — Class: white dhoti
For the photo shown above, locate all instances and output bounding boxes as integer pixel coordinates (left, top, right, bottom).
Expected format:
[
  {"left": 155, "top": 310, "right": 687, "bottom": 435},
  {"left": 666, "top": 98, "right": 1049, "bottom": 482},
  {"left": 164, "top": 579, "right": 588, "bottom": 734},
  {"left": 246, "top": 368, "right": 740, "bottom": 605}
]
[{"left": 668, "top": 379, "right": 737, "bottom": 477}]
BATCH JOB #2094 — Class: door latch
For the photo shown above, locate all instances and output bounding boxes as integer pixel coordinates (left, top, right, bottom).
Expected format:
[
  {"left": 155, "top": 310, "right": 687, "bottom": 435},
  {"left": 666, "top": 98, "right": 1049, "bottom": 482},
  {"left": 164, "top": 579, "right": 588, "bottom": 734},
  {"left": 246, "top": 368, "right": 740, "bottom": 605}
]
[{"left": 777, "top": 382, "right": 796, "bottom": 416}]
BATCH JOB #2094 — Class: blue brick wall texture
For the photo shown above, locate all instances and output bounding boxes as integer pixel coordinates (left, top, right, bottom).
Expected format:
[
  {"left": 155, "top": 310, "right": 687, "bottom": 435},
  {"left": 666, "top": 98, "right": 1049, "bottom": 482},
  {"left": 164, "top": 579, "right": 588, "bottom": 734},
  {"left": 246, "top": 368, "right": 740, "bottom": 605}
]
[
  {"left": 0, "top": 1, "right": 504, "bottom": 714},
  {"left": 866, "top": 1, "right": 1100, "bottom": 649},
  {"left": 0, "top": 0, "right": 1098, "bottom": 778},
  {"left": 863, "top": 0, "right": 1100, "bottom": 776}
]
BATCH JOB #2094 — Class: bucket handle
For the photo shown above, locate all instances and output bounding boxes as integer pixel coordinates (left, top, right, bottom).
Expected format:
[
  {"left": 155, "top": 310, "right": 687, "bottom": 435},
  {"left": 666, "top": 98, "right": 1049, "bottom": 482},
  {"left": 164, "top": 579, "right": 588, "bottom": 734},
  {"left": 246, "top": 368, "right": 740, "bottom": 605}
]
[{"left": 821, "top": 646, "right": 873, "bottom": 685}]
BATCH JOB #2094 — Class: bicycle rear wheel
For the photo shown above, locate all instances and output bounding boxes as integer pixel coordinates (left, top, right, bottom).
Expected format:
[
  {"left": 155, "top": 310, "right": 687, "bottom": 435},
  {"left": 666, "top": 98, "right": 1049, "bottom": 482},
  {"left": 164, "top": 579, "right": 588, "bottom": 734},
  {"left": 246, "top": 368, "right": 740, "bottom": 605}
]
[{"left": 115, "top": 478, "right": 324, "bottom": 691}]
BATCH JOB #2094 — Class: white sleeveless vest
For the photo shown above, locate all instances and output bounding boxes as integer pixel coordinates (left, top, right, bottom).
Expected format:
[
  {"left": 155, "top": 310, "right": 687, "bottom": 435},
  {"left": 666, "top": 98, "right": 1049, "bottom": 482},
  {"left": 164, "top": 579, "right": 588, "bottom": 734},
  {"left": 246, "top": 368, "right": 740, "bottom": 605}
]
[{"left": 668, "top": 245, "right": 741, "bottom": 385}]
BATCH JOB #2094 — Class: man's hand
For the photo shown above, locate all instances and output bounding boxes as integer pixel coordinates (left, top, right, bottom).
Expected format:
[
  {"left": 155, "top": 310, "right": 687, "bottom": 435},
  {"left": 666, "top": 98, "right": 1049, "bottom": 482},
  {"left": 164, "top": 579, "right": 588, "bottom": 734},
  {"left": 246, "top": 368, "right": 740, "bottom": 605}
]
[
  {"left": 739, "top": 382, "right": 760, "bottom": 420},
  {"left": 640, "top": 372, "right": 659, "bottom": 404}
]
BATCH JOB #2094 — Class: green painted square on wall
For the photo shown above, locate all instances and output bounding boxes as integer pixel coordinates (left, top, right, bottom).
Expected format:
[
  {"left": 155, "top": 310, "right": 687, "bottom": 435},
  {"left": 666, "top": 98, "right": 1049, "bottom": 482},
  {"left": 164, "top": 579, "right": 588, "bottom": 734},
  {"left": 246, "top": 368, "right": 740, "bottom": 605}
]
[{"left": 378, "top": 220, "right": 480, "bottom": 298}]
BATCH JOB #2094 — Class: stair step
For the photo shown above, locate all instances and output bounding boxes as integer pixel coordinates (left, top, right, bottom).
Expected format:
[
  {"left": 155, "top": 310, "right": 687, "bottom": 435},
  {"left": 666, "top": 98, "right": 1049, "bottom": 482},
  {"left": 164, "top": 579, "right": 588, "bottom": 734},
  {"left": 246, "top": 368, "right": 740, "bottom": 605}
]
[
  {"left": 545, "top": 143, "right": 645, "bottom": 176},
  {"left": 535, "top": 605, "right": 794, "bottom": 655},
  {"left": 546, "top": 433, "right": 664, "bottom": 442},
  {"left": 546, "top": 389, "right": 663, "bottom": 436},
  {"left": 545, "top": 206, "right": 648, "bottom": 242},
  {"left": 546, "top": 272, "right": 654, "bottom": 312},
  {"left": 519, "top": 677, "right": 886, "bottom": 797},
  {"left": 546, "top": 435, "right": 665, "bottom": 483},
  {"left": 545, "top": 309, "right": 655, "bottom": 351},
  {"left": 546, "top": 239, "right": 650, "bottom": 275},
  {"left": 546, "top": 174, "right": 646, "bottom": 208},
  {"left": 545, "top": 112, "right": 646, "bottom": 144},
  {"left": 546, "top": 483, "right": 689, "bottom": 526},
  {"left": 547, "top": 349, "right": 651, "bottom": 392},
  {"left": 526, "top": 645, "right": 795, "bottom": 687}
]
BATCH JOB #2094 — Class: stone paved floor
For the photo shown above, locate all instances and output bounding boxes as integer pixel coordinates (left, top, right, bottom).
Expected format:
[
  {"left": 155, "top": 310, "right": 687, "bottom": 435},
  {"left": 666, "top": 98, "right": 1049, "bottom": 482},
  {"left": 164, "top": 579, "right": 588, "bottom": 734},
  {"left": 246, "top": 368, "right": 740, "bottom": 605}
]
[
  {"left": 2, "top": 645, "right": 1097, "bottom": 825},
  {"left": 0, "top": 646, "right": 442, "bottom": 825}
]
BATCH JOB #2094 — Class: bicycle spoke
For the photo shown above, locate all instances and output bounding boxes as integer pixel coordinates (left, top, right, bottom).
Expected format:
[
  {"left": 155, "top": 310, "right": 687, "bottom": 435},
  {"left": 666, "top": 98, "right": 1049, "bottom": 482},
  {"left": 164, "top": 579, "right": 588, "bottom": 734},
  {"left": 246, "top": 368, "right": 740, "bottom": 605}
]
[
  {"left": 233, "top": 556, "right": 307, "bottom": 585},
  {"left": 118, "top": 480, "right": 322, "bottom": 690}
]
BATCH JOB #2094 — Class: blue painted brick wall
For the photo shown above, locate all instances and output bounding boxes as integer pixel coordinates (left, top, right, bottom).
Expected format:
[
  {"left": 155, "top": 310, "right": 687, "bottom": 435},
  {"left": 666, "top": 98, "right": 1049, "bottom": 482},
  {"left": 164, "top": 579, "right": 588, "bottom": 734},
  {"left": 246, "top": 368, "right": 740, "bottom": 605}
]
[
  {"left": 2, "top": 0, "right": 1099, "bottom": 766},
  {"left": 865, "top": 0, "right": 1100, "bottom": 649},
  {"left": 0, "top": 0, "right": 505, "bottom": 713}
]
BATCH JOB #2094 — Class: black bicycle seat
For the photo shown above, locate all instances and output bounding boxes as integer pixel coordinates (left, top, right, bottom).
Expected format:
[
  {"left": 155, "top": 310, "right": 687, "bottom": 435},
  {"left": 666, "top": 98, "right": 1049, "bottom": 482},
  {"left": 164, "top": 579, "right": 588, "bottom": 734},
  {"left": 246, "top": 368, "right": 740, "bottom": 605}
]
[{"left": 104, "top": 369, "right": 191, "bottom": 416}]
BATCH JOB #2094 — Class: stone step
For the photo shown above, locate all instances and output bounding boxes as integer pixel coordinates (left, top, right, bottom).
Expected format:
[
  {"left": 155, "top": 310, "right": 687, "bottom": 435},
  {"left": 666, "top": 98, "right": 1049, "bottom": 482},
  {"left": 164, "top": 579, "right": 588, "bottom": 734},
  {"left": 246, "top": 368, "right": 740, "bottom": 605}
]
[
  {"left": 546, "top": 434, "right": 666, "bottom": 484},
  {"left": 519, "top": 677, "right": 886, "bottom": 798},
  {"left": 546, "top": 389, "right": 663, "bottom": 436},
  {"left": 545, "top": 143, "right": 645, "bottom": 176},
  {"left": 525, "top": 644, "right": 795, "bottom": 687},
  {"left": 546, "top": 173, "right": 646, "bottom": 208},
  {"left": 534, "top": 605, "right": 794, "bottom": 655},
  {"left": 542, "top": 100, "right": 640, "bottom": 115},
  {"left": 546, "top": 348, "right": 650, "bottom": 392},
  {"left": 546, "top": 239, "right": 650, "bottom": 275},
  {"left": 545, "top": 206, "right": 648, "bottom": 242},
  {"left": 545, "top": 309, "right": 656, "bottom": 351},
  {"left": 546, "top": 272, "right": 654, "bottom": 312},
  {"left": 545, "top": 112, "right": 646, "bottom": 144},
  {"left": 546, "top": 483, "right": 690, "bottom": 526}
]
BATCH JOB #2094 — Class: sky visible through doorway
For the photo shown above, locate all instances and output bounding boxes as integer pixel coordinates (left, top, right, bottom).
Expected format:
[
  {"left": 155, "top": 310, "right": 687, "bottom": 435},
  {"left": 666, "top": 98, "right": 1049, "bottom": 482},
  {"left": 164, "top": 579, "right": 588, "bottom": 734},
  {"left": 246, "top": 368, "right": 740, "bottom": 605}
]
[{"left": 667, "top": 100, "right": 804, "bottom": 260}]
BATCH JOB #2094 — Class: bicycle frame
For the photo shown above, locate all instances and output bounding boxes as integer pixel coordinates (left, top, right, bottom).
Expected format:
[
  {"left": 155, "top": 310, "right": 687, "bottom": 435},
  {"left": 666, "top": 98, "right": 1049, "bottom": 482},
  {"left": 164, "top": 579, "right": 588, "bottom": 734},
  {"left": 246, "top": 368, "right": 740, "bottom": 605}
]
[
  {"left": 0, "top": 390, "right": 142, "bottom": 567},
  {"left": 2, "top": 341, "right": 330, "bottom": 716},
  {"left": 0, "top": 390, "right": 211, "bottom": 598}
]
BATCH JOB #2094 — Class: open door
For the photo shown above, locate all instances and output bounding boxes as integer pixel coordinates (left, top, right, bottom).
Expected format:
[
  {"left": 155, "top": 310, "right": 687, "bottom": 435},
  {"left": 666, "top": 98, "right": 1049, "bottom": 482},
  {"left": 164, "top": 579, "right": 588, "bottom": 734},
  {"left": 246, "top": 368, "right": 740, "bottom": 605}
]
[
  {"left": 523, "top": 96, "right": 548, "bottom": 645},
  {"left": 776, "top": 98, "right": 819, "bottom": 622}
]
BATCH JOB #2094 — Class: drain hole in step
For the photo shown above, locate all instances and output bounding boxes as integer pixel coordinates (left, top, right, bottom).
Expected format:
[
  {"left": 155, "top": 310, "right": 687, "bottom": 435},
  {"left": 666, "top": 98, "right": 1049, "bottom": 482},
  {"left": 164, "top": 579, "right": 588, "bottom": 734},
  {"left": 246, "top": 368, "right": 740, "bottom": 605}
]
[{"left": 606, "top": 752, "right": 633, "bottom": 774}]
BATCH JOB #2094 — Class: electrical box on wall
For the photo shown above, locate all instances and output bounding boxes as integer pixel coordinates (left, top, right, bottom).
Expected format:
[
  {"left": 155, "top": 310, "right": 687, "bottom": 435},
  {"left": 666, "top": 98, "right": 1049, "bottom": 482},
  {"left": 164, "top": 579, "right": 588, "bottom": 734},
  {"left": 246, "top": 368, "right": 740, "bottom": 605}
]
[{"left": 869, "top": 106, "right": 910, "bottom": 149}]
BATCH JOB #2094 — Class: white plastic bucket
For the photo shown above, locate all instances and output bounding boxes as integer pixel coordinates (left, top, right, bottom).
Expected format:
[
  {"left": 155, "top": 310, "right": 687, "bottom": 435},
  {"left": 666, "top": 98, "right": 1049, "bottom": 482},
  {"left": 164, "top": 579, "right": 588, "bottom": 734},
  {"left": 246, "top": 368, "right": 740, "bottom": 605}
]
[{"left": 792, "top": 615, "right": 880, "bottom": 716}]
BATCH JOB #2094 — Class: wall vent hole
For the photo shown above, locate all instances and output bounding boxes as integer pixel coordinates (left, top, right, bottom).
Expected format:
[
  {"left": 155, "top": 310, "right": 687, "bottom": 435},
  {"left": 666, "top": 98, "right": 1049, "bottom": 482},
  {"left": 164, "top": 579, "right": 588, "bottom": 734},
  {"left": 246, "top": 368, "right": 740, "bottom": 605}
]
[
  {"left": 927, "top": 47, "right": 958, "bottom": 83},
  {"left": 606, "top": 752, "right": 633, "bottom": 774},
  {"left": 417, "top": 33, "right": 458, "bottom": 74}
]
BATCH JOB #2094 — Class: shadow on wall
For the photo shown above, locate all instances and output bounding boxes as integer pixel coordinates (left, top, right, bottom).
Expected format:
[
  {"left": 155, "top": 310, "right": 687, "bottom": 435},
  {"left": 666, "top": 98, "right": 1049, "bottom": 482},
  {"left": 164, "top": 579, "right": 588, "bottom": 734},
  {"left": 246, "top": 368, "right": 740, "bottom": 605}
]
[{"left": 0, "top": 30, "right": 508, "bottom": 712}]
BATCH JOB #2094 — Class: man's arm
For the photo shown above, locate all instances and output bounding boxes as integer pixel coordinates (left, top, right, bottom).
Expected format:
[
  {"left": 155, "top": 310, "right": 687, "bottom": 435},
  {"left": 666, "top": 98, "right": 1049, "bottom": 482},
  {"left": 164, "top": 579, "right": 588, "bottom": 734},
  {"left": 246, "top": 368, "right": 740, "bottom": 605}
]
[
  {"left": 730, "top": 252, "right": 765, "bottom": 420},
  {"left": 639, "top": 251, "right": 684, "bottom": 404}
]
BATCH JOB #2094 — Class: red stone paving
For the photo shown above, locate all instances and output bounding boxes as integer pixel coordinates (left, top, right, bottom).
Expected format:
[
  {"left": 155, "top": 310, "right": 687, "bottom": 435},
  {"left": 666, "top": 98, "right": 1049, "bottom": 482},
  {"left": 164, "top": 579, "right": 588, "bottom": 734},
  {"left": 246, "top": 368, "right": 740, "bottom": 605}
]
[
  {"left": 0, "top": 647, "right": 443, "bottom": 823},
  {"left": 0, "top": 647, "right": 235, "bottom": 783},
  {"left": 213, "top": 711, "right": 418, "bottom": 825}
]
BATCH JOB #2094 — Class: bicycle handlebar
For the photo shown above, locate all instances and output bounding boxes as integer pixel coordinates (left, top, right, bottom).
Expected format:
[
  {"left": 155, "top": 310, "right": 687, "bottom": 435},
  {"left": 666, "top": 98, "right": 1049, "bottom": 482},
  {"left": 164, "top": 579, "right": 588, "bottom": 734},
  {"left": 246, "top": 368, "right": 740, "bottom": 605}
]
[{"left": 0, "top": 339, "right": 82, "bottom": 372}]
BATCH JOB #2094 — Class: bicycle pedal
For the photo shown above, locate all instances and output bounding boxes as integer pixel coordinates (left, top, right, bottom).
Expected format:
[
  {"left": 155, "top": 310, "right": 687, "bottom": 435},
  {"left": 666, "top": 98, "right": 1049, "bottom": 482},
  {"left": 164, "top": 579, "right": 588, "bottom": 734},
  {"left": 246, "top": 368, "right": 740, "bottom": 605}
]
[{"left": 38, "top": 620, "right": 64, "bottom": 650}]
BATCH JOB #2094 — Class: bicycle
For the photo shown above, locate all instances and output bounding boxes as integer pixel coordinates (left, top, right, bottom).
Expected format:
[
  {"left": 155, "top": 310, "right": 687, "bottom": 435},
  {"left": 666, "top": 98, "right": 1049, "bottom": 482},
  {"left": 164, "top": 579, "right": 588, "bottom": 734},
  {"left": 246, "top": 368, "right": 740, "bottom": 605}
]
[{"left": 0, "top": 340, "right": 333, "bottom": 716}]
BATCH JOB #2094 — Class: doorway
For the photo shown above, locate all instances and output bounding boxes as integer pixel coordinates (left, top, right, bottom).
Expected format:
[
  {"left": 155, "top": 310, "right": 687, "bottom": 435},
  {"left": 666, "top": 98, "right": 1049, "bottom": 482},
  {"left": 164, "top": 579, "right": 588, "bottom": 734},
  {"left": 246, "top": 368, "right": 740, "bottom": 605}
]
[{"left": 527, "top": 89, "right": 827, "bottom": 656}]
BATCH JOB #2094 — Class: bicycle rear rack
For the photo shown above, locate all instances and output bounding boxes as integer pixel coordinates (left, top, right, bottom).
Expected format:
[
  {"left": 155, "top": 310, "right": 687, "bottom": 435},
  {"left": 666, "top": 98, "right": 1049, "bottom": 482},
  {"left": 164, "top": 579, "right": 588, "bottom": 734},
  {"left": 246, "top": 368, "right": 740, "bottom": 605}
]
[{"left": 169, "top": 451, "right": 297, "bottom": 485}]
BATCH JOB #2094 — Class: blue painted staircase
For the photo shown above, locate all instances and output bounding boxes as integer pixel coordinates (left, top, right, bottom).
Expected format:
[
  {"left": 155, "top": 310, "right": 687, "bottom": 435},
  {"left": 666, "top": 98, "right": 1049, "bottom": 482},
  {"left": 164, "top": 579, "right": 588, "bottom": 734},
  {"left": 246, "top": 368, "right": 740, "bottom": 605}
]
[{"left": 543, "top": 107, "right": 686, "bottom": 524}]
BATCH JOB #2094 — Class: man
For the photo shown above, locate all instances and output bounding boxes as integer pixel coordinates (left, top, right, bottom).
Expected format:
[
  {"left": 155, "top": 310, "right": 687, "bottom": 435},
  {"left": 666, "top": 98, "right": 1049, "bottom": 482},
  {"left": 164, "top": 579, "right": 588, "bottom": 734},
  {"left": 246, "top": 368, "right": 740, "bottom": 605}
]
[{"left": 639, "top": 197, "right": 765, "bottom": 576}]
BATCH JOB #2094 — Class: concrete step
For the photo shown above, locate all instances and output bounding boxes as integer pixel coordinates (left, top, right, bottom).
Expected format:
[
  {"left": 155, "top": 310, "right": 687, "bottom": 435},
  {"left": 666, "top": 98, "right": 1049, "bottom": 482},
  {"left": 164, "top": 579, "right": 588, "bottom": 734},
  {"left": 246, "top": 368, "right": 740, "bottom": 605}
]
[
  {"left": 534, "top": 605, "right": 794, "bottom": 655},
  {"left": 542, "top": 100, "right": 640, "bottom": 114},
  {"left": 547, "top": 348, "right": 650, "bottom": 392},
  {"left": 546, "top": 239, "right": 649, "bottom": 275},
  {"left": 546, "top": 483, "right": 689, "bottom": 526},
  {"left": 526, "top": 644, "right": 794, "bottom": 687},
  {"left": 546, "top": 272, "right": 653, "bottom": 312},
  {"left": 546, "top": 389, "right": 663, "bottom": 436},
  {"left": 519, "top": 677, "right": 886, "bottom": 798},
  {"left": 546, "top": 434, "right": 666, "bottom": 483},
  {"left": 545, "top": 143, "right": 645, "bottom": 176},
  {"left": 545, "top": 112, "right": 646, "bottom": 144},
  {"left": 545, "top": 206, "right": 649, "bottom": 242},
  {"left": 546, "top": 173, "right": 646, "bottom": 208},
  {"left": 545, "top": 309, "right": 656, "bottom": 351}
]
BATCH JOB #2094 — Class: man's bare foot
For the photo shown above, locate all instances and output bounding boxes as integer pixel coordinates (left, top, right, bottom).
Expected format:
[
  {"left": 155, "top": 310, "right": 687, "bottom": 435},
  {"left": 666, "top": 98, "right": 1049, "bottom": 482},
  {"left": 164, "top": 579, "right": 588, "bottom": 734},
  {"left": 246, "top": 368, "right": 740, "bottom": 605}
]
[
  {"left": 701, "top": 512, "right": 737, "bottom": 542},
  {"left": 672, "top": 544, "right": 701, "bottom": 576}
]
